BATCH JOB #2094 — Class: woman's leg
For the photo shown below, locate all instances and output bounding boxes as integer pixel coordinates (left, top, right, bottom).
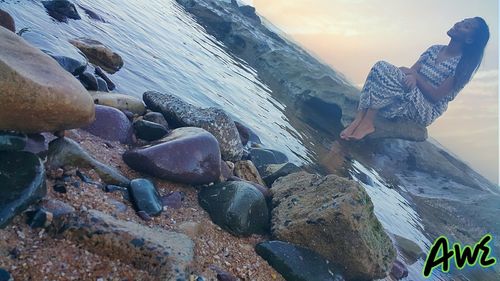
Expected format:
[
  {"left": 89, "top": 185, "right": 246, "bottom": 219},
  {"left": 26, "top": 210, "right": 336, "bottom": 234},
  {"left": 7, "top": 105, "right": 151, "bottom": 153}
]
[
  {"left": 340, "top": 109, "right": 367, "bottom": 140},
  {"left": 349, "top": 108, "right": 377, "bottom": 140}
]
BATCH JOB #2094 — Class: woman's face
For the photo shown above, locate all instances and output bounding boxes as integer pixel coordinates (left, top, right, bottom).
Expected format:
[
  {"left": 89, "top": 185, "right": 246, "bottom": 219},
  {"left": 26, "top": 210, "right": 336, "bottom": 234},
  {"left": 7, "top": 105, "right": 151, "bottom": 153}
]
[{"left": 447, "top": 18, "right": 480, "bottom": 44}]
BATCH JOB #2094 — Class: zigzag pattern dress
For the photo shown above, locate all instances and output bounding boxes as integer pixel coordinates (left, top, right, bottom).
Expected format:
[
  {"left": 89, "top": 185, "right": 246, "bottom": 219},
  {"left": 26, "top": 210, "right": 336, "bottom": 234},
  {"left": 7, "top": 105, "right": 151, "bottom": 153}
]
[{"left": 358, "top": 45, "right": 461, "bottom": 126}]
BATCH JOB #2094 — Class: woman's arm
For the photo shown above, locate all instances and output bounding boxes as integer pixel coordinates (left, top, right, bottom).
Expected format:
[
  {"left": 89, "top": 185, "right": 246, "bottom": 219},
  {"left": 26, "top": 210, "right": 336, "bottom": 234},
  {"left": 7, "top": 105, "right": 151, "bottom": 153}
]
[{"left": 414, "top": 74, "right": 455, "bottom": 103}]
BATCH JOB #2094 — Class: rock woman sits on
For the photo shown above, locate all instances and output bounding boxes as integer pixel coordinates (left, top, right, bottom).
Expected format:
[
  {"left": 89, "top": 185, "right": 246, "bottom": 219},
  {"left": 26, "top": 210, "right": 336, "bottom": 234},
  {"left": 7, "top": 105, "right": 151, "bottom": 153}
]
[{"left": 340, "top": 17, "right": 490, "bottom": 140}]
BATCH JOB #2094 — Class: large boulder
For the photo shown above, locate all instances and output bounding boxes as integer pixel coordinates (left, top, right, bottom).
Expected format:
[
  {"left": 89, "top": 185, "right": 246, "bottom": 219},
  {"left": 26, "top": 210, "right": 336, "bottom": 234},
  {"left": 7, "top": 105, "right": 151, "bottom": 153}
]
[
  {"left": 46, "top": 137, "right": 130, "bottom": 186},
  {"left": 81, "top": 105, "right": 133, "bottom": 144},
  {"left": 271, "top": 172, "right": 396, "bottom": 280},
  {"left": 0, "top": 151, "right": 46, "bottom": 228},
  {"left": 0, "top": 27, "right": 94, "bottom": 133},
  {"left": 123, "top": 127, "right": 221, "bottom": 185},
  {"left": 70, "top": 38, "right": 124, "bottom": 74},
  {"left": 143, "top": 91, "right": 243, "bottom": 161},
  {"left": 20, "top": 29, "right": 88, "bottom": 75},
  {"left": 58, "top": 210, "right": 193, "bottom": 280},
  {"left": 198, "top": 181, "right": 269, "bottom": 236}
]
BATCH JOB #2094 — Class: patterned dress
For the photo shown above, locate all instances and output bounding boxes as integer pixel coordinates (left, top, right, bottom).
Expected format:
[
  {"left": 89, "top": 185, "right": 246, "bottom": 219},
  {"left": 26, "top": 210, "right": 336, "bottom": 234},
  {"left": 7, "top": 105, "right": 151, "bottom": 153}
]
[{"left": 358, "top": 45, "right": 461, "bottom": 126}]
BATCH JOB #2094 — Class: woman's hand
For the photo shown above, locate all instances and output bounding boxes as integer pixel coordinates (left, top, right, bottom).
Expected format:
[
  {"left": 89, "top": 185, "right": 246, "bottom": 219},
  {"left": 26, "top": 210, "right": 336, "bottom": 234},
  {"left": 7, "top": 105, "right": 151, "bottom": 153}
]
[{"left": 403, "top": 74, "right": 417, "bottom": 91}]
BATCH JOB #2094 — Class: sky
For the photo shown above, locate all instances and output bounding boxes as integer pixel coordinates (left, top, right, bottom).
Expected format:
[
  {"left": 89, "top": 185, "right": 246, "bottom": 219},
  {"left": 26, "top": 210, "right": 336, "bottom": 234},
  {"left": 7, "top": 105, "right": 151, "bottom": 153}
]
[{"left": 246, "top": 0, "right": 499, "bottom": 184}]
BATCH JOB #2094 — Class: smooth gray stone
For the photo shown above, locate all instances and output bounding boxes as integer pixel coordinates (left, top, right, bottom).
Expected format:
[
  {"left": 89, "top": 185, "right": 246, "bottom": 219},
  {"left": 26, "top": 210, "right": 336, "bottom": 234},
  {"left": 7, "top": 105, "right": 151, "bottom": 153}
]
[{"left": 129, "top": 178, "right": 163, "bottom": 216}]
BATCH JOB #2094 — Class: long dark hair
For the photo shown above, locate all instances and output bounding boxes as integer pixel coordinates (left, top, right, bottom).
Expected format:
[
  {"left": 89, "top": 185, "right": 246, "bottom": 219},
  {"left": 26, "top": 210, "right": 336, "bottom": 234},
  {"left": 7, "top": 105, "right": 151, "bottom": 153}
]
[{"left": 454, "top": 17, "right": 490, "bottom": 91}]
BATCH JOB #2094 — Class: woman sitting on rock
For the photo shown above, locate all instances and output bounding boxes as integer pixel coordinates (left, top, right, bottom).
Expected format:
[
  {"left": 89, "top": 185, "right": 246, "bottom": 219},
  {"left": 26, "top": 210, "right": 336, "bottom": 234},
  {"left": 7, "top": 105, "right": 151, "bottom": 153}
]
[{"left": 340, "top": 17, "right": 490, "bottom": 140}]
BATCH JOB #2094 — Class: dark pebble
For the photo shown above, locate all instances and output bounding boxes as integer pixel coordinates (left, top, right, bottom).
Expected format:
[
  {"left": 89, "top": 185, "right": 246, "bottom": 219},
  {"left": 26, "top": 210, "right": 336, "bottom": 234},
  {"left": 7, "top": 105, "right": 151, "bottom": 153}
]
[
  {"left": 0, "top": 268, "right": 12, "bottom": 281},
  {"left": 136, "top": 210, "right": 152, "bottom": 221},
  {"left": 26, "top": 209, "right": 52, "bottom": 228},
  {"left": 78, "top": 71, "right": 98, "bottom": 91},
  {"left": 161, "top": 192, "right": 184, "bottom": 209},
  {"left": 76, "top": 170, "right": 92, "bottom": 183},
  {"left": 53, "top": 183, "right": 67, "bottom": 193},
  {"left": 103, "top": 185, "right": 126, "bottom": 193},
  {"left": 95, "top": 66, "right": 115, "bottom": 90}
]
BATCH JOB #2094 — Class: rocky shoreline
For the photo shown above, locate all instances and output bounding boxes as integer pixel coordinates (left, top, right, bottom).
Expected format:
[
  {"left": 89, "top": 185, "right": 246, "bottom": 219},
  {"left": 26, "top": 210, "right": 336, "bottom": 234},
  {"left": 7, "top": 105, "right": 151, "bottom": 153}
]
[{"left": 0, "top": 2, "right": 405, "bottom": 280}]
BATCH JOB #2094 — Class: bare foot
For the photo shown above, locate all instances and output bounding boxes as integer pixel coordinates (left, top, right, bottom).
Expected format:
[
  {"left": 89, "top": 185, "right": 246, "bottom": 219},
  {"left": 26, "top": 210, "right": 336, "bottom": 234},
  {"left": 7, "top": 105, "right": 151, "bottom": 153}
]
[
  {"left": 340, "top": 110, "right": 366, "bottom": 140},
  {"left": 349, "top": 121, "right": 375, "bottom": 140},
  {"left": 340, "top": 120, "right": 361, "bottom": 140}
]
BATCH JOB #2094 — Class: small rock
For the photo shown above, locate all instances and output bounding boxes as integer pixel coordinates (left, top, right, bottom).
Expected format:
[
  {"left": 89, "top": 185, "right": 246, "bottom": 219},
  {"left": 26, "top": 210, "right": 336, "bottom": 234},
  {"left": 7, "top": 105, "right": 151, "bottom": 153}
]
[
  {"left": 219, "top": 160, "right": 233, "bottom": 182},
  {"left": 94, "top": 66, "right": 116, "bottom": 90},
  {"left": 198, "top": 181, "right": 269, "bottom": 236},
  {"left": 261, "top": 162, "right": 301, "bottom": 187},
  {"left": 209, "top": 265, "right": 237, "bottom": 281},
  {"left": 0, "top": 268, "right": 12, "bottom": 281},
  {"left": 143, "top": 112, "right": 169, "bottom": 128},
  {"left": 0, "top": 132, "right": 27, "bottom": 151},
  {"left": 0, "top": 151, "right": 46, "bottom": 228},
  {"left": 136, "top": 210, "right": 152, "bottom": 221},
  {"left": 39, "top": 199, "right": 75, "bottom": 218},
  {"left": 103, "top": 185, "right": 126, "bottom": 193},
  {"left": 77, "top": 4, "right": 106, "bottom": 22},
  {"left": 234, "top": 121, "right": 250, "bottom": 146},
  {"left": 255, "top": 241, "right": 345, "bottom": 281},
  {"left": 78, "top": 71, "right": 98, "bottom": 91},
  {"left": 53, "top": 183, "right": 67, "bottom": 193},
  {"left": 26, "top": 208, "right": 53, "bottom": 228},
  {"left": 96, "top": 77, "right": 109, "bottom": 92},
  {"left": 133, "top": 119, "right": 168, "bottom": 141},
  {"left": 89, "top": 92, "right": 147, "bottom": 116},
  {"left": 76, "top": 170, "right": 93, "bottom": 183},
  {"left": 0, "top": 9, "right": 15, "bottom": 32},
  {"left": 42, "top": 0, "right": 81, "bottom": 21},
  {"left": 70, "top": 38, "right": 124, "bottom": 73},
  {"left": 108, "top": 199, "right": 127, "bottom": 213},
  {"left": 390, "top": 259, "right": 409, "bottom": 280},
  {"left": 161, "top": 192, "right": 184, "bottom": 209},
  {"left": 128, "top": 178, "right": 163, "bottom": 216},
  {"left": 249, "top": 148, "right": 288, "bottom": 174},
  {"left": 82, "top": 105, "right": 133, "bottom": 144},
  {"left": 233, "top": 160, "right": 265, "bottom": 186}
]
